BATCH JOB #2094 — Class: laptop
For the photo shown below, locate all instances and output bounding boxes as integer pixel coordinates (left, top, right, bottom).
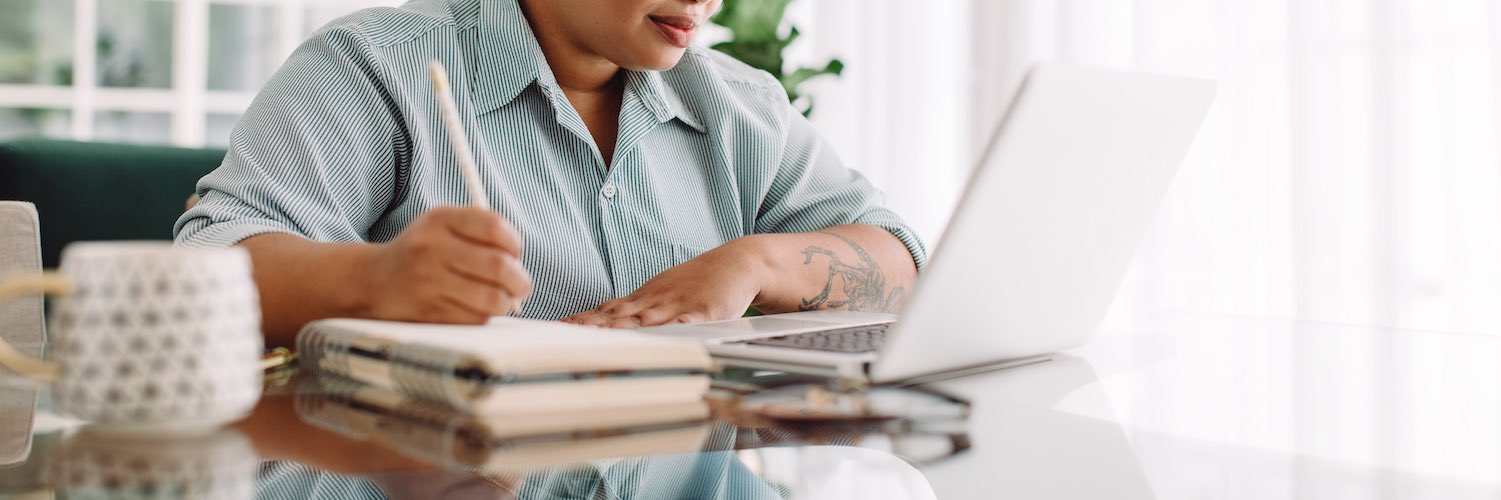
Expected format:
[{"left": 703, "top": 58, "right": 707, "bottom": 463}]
[{"left": 637, "top": 64, "right": 1216, "bottom": 383}]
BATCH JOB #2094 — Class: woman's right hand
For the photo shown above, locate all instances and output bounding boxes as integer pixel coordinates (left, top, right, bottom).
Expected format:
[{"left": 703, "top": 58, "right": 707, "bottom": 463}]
[{"left": 358, "top": 205, "right": 532, "bottom": 324}]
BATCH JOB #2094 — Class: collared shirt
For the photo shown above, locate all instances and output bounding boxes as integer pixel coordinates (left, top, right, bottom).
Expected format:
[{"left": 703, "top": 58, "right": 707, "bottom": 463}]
[{"left": 174, "top": 0, "right": 927, "bottom": 320}]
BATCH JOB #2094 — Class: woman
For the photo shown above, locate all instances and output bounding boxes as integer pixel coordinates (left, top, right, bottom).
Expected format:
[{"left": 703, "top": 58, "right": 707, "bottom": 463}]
[{"left": 175, "top": 0, "right": 926, "bottom": 346}]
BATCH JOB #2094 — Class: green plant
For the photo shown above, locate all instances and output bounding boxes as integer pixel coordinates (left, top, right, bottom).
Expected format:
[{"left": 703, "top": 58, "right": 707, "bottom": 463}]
[{"left": 710, "top": 0, "right": 844, "bottom": 117}]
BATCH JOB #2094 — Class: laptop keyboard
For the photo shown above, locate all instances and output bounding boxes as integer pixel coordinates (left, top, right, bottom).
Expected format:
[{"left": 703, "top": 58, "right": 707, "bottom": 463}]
[{"left": 741, "top": 323, "right": 892, "bottom": 354}]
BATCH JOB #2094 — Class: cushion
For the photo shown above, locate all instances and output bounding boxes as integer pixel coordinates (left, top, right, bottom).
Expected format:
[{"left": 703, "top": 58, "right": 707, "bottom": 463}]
[
  {"left": 0, "top": 201, "right": 43, "bottom": 353},
  {"left": 0, "top": 201, "right": 42, "bottom": 466},
  {"left": 0, "top": 139, "right": 227, "bottom": 268}
]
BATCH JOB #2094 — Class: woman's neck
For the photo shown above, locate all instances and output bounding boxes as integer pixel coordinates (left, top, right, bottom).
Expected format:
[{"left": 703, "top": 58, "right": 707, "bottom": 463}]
[{"left": 519, "top": 0, "right": 622, "bottom": 94}]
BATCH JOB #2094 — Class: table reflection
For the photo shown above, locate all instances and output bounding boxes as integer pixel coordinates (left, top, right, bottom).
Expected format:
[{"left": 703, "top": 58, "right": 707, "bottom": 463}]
[
  {"left": 922, "top": 354, "right": 1157, "bottom": 499},
  {"left": 0, "top": 341, "right": 1162, "bottom": 499},
  {"left": 48, "top": 428, "right": 258, "bottom": 500},
  {"left": 250, "top": 372, "right": 953, "bottom": 499},
  {"left": 17, "top": 314, "right": 1501, "bottom": 498}
]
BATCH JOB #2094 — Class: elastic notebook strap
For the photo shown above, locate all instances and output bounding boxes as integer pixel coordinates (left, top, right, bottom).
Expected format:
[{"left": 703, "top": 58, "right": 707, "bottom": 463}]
[
  {"left": 297, "top": 327, "right": 349, "bottom": 377},
  {"left": 298, "top": 324, "right": 475, "bottom": 409}
]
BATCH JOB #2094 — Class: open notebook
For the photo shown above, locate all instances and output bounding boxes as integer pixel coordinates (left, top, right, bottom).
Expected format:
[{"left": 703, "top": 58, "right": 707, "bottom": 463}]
[{"left": 297, "top": 317, "right": 714, "bottom": 416}]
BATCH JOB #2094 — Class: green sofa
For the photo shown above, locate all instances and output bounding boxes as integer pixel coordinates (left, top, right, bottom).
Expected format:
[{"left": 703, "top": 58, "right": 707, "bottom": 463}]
[{"left": 0, "top": 139, "right": 227, "bottom": 268}]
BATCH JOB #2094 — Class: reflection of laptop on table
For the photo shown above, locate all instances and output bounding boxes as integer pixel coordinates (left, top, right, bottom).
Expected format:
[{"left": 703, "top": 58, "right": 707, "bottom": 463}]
[{"left": 638, "top": 64, "right": 1216, "bottom": 383}]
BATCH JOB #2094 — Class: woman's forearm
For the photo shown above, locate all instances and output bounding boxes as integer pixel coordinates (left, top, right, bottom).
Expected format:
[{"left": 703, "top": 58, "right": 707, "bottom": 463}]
[
  {"left": 238, "top": 234, "right": 378, "bottom": 346},
  {"left": 559, "top": 223, "right": 919, "bottom": 327},
  {"left": 744, "top": 224, "right": 919, "bottom": 315},
  {"left": 239, "top": 207, "right": 532, "bottom": 346}
]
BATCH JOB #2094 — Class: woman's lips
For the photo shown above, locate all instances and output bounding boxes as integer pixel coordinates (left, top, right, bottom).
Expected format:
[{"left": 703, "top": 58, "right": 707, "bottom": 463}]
[{"left": 650, "top": 15, "right": 696, "bottom": 48}]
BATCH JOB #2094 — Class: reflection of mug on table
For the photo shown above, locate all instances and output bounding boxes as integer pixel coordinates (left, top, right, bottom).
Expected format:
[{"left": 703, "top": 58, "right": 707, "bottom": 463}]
[
  {"left": 49, "top": 428, "right": 258, "bottom": 500},
  {"left": 0, "top": 242, "right": 263, "bottom": 430}
]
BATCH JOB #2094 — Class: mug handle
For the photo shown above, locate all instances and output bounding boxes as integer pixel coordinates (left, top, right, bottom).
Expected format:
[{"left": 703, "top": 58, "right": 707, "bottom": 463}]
[{"left": 0, "top": 272, "right": 70, "bottom": 381}]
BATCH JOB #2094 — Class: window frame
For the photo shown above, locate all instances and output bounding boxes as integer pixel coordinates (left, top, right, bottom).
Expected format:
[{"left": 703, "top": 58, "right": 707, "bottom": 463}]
[{"left": 0, "top": 0, "right": 389, "bottom": 147}]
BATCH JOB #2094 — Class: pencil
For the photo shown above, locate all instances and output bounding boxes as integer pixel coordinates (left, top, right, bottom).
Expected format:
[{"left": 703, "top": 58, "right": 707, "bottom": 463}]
[
  {"left": 427, "top": 59, "right": 522, "bottom": 316},
  {"left": 428, "top": 60, "right": 490, "bottom": 211}
]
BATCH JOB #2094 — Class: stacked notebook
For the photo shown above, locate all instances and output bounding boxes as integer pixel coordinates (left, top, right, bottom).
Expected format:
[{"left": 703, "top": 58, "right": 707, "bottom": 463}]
[
  {"left": 294, "top": 317, "right": 716, "bottom": 466},
  {"left": 297, "top": 317, "right": 714, "bottom": 415}
]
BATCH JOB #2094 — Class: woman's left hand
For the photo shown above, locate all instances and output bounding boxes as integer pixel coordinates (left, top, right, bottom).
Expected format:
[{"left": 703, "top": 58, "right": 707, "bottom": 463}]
[{"left": 561, "top": 238, "right": 769, "bottom": 328}]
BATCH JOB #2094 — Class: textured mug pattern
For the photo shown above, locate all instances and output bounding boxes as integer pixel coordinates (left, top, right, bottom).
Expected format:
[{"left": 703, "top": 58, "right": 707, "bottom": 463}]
[{"left": 49, "top": 244, "right": 262, "bottom": 424}]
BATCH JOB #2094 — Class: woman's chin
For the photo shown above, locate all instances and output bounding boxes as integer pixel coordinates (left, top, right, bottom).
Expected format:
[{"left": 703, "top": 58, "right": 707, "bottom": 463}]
[{"left": 624, "top": 48, "right": 689, "bottom": 72}]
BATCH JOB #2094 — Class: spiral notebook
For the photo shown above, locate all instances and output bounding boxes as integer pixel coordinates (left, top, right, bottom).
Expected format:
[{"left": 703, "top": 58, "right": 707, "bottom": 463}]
[{"left": 297, "top": 317, "right": 713, "bottom": 416}]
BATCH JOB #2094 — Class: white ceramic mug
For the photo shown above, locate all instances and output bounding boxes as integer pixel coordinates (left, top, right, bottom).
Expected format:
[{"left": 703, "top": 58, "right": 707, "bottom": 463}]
[{"left": 0, "top": 242, "right": 263, "bottom": 431}]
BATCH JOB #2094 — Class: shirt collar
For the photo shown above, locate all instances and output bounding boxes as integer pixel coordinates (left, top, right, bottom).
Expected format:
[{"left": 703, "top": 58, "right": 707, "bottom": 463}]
[
  {"left": 465, "top": 0, "right": 705, "bottom": 132},
  {"left": 631, "top": 70, "right": 706, "bottom": 133},
  {"left": 465, "top": 0, "right": 544, "bottom": 115}
]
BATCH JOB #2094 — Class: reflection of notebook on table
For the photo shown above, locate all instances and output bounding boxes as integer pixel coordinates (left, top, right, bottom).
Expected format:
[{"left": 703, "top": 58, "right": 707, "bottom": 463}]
[{"left": 295, "top": 375, "right": 712, "bottom": 469}]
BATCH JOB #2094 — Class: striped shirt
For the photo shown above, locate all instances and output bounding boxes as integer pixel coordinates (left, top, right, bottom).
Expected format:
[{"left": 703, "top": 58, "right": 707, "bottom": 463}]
[{"left": 174, "top": 0, "right": 927, "bottom": 320}]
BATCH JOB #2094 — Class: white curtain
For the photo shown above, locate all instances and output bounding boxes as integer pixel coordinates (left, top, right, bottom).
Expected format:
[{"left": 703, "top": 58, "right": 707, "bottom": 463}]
[
  {"left": 791, "top": 0, "right": 1501, "bottom": 335},
  {"left": 781, "top": 0, "right": 975, "bottom": 246}
]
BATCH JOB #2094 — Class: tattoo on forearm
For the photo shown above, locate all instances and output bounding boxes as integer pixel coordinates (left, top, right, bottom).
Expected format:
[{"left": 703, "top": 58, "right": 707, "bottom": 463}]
[{"left": 798, "top": 231, "right": 906, "bottom": 313}]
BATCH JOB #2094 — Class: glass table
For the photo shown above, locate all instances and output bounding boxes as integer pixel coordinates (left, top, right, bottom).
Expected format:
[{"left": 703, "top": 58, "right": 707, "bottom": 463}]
[{"left": 4, "top": 312, "right": 1500, "bottom": 499}]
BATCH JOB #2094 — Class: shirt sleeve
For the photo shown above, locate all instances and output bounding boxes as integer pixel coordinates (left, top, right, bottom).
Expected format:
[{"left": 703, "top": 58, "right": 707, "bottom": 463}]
[
  {"left": 174, "top": 25, "right": 406, "bottom": 248},
  {"left": 754, "top": 105, "right": 930, "bottom": 269}
]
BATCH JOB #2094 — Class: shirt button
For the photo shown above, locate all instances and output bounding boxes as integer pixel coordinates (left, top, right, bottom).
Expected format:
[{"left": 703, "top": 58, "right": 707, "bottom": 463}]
[{"left": 601, "top": 183, "right": 617, "bottom": 199}]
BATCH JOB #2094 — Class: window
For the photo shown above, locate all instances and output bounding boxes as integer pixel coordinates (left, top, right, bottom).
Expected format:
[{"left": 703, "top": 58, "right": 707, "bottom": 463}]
[{"left": 0, "top": 0, "right": 401, "bottom": 148}]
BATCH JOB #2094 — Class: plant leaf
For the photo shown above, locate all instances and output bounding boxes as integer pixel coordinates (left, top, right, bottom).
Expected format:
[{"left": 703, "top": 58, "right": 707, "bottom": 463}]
[
  {"left": 711, "top": 0, "right": 843, "bottom": 118},
  {"left": 712, "top": 0, "right": 794, "bottom": 41},
  {"left": 781, "top": 59, "right": 844, "bottom": 95}
]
